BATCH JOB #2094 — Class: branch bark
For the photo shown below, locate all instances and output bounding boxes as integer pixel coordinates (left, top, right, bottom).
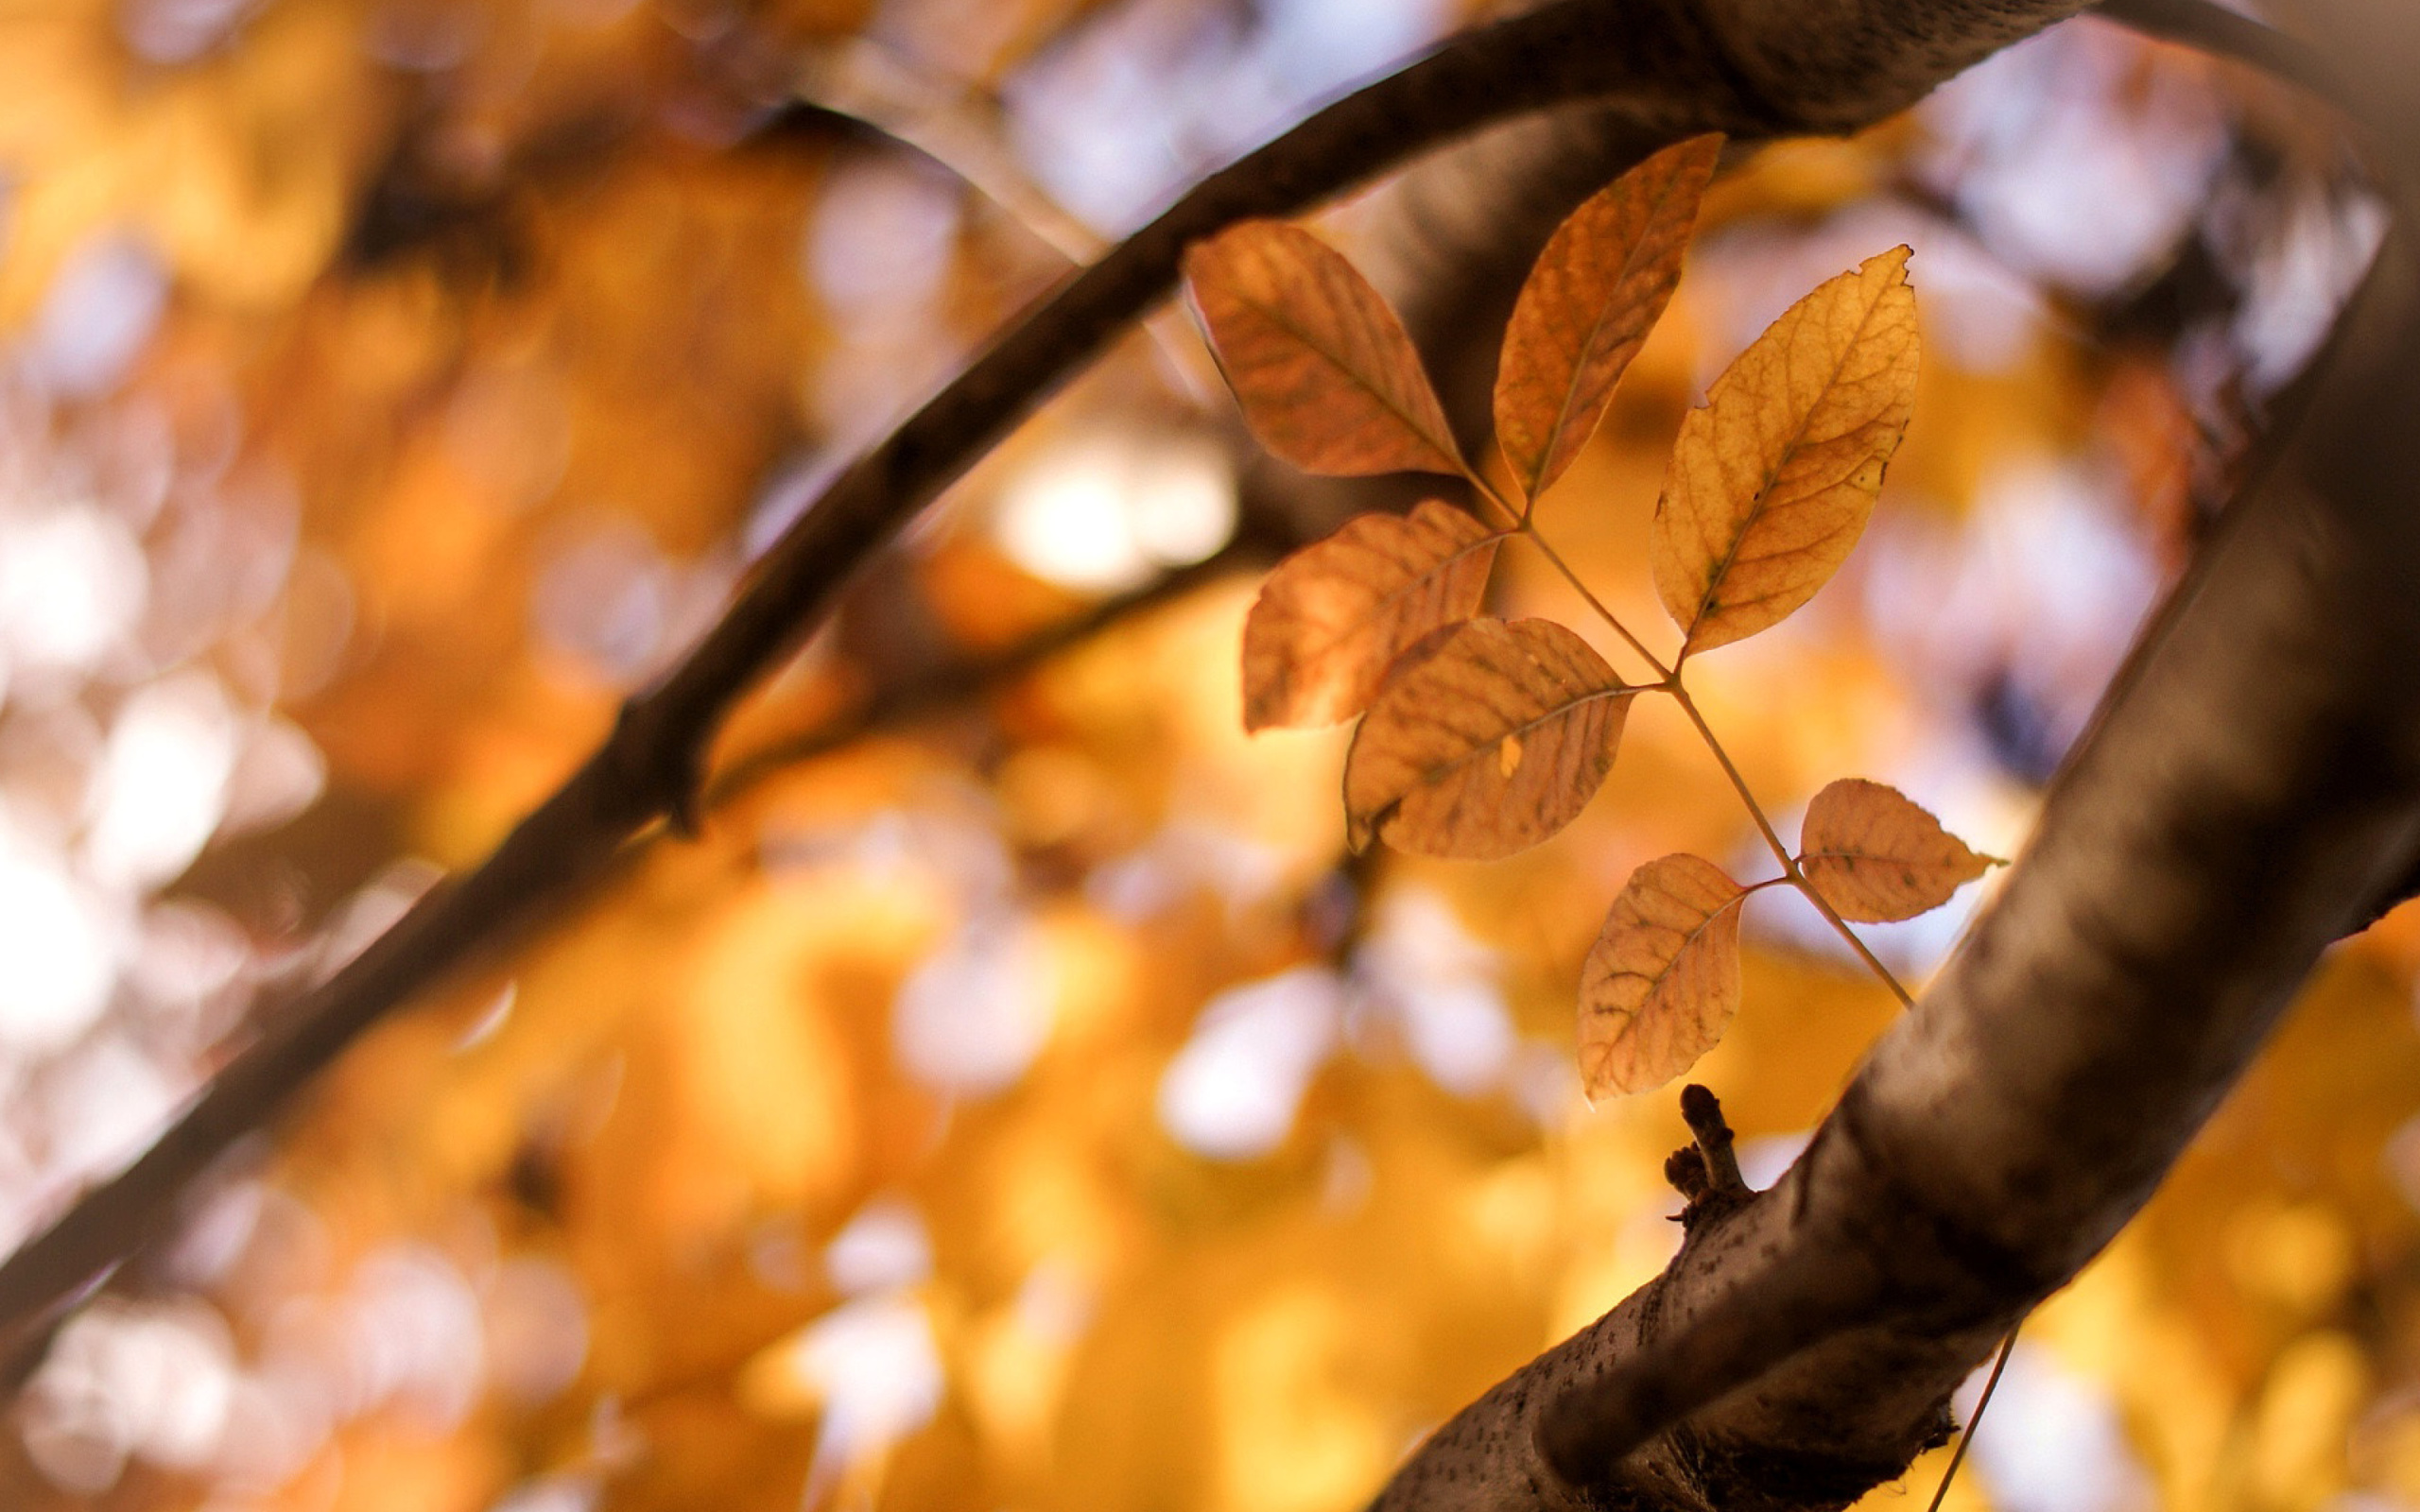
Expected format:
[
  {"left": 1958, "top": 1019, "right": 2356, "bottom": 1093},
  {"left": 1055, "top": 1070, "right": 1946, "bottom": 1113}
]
[
  {"left": 1364, "top": 7, "right": 2420, "bottom": 1508},
  {"left": 16, "top": 4, "right": 2401, "bottom": 1510},
  {"left": 0, "top": 1, "right": 2106, "bottom": 1366},
  {"left": 0, "top": 0, "right": 2102, "bottom": 1437}
]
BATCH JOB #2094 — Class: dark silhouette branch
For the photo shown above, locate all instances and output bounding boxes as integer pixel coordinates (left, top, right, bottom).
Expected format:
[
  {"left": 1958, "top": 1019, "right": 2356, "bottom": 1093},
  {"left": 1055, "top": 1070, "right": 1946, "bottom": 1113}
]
[
  {"left": 2100, "top": 0, "right": 2342, "bottom": 98},
  {"left": 697, "top": 543, "right": 1262, "bottom": 813},
  {"left": 26, "top": 4, "right": 2410, "bottom": 1510},
  {"left": 1369, "top": 5, "right": 2420, "bottom": 1508},
  {"left": 0, "top": 0, "right": 2108, "bottom": 1468},
  {"left": 0, "top": 545, "right": 1266, "bottom": 1404}
]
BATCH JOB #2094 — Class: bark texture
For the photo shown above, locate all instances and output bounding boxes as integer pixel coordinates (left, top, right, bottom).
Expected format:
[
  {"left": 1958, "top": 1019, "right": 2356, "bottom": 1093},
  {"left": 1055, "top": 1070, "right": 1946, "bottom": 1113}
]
[
  {"left": 1372, "top": 5, "right": 2420, "bottom": 1508},
  {"left": 14, "top": 0, "right": 2405, "bottom": 1505},
  {"left": 0, "top": 0, "right": 2103, "bottom": 1370}
]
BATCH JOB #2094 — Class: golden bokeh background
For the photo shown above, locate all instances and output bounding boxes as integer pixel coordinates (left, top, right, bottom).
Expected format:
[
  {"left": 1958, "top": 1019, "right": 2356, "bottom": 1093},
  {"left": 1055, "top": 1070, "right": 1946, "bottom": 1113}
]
[{"left": 0, "top": 3, "right": 2403, "bottom": 1510}]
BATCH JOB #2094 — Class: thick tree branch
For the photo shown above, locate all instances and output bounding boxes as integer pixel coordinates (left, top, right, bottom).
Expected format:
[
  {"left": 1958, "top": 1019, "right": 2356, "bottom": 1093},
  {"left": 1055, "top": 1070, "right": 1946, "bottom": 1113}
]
[
  {"left": 1366, "top": 6, "right": 2420, "bottom": 1508},
  {"left": 0, "top": 0, "right": 2097, "bottom": 1418}
]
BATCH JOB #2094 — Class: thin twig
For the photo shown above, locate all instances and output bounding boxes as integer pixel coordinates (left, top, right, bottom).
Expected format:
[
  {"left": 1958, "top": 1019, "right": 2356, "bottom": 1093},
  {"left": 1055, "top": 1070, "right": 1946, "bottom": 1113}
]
[
  {"left": 0, "top": 548, "right": 1257, "bottom": 1395},
  {"left": 1462, "top": 464, "right": 1671, "bottom": 679},
  {"left": 1924, "top": 1328, "right": 2017, "bottom": 1512},
  {"left": 2099, "top": 0, "right": 2340, "bottom": 100},
  {"left": 700, "top": 544, "right": 1255, "bottom": 810},
  {"left": 789, "top": 40, "right": 1217, "bottom": 400},
  {"left": 1517, "top": 524, "right": 1674, "bottom": 681},
  {"left": 1666, "top": 676, "right": 1916, "bottom": 1006},
  {"left": 0, "top": 0, "right": 1804, "bottom": 1368},
  {"left": 1527, "top": 0, "right": 2394, "bottom": 1485},
  {"left": 1510, "top": 496, "right": 1916, "bottom": 1007}
]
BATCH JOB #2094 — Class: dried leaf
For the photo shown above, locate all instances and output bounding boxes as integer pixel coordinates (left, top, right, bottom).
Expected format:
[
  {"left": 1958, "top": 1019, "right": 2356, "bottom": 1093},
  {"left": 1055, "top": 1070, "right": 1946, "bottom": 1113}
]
[
  {"left": 1578, "top": 854, "right": 1747, "bottom": 1097},
  {"left": 1242, "top": 501, "right": 1503, "bottom": 730},
  {"left": 1495, "top": 135, "right": 1720, "bottom": 502},
  {"left": 1651, "top": 246, "right": 1919, "bottom": 657},
  {"left": 1343, "top": 618, "right": 1632, "bottom": 859},
  {"left": 1797, "top": 778, "right": 1994, "bottom": 923},
  {"left": 1185, "top": 220, "right": 1463, "bottom": 477}
]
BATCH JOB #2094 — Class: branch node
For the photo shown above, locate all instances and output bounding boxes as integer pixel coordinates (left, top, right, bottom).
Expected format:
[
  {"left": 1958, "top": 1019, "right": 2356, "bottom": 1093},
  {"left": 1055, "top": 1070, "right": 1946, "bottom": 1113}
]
[
  {"left": 1680, "top": 1082, "right": 1751, "bottom": 1200},
  {"left": 1664, "top": 1145, "right": 1711, "bottom": 1210}
]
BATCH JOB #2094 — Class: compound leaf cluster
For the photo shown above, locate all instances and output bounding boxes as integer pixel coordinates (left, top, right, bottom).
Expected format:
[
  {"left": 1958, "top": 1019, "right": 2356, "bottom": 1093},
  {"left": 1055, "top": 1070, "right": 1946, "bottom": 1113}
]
[{"left": 1185, "top": 135, "right": 1992, "bottom": 1098}]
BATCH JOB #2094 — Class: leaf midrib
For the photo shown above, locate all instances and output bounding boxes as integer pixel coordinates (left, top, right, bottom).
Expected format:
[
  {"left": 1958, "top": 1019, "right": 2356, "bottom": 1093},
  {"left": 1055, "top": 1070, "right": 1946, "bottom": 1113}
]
[
  {"left": 1241, "top": 290, "right": 1459, "bottom": 471},
  {"left": 1608, "top": 886, "right": 1747, "bottom": 1008},
  {"left": 1521, "top": 169, "right": 1691, "bottom": 499},
  {"left": 1681, "top": 278, "right": 1902, "bottom": 648},
  {"left": 1409, "top": 683, "right": 1631, "bottom": 783},
  {"left": 1287, "top": 534, "right": 1505, "bottom": 665}
]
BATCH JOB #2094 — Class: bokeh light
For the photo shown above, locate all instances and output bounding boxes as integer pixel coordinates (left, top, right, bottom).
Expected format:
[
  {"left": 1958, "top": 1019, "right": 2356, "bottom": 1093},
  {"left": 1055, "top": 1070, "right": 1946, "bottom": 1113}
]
[{"left": 0, "top": 5, "right": 2403, "bottom": 1512}]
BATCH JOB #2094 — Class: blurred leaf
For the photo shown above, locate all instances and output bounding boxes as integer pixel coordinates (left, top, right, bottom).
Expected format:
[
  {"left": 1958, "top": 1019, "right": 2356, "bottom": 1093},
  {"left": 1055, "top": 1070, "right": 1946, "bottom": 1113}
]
[
  {"left": 1495, "top": 134, "right": 1719, "bottom": 503},
  {"left": 1798, "top": 778, "right": 1994, "bottom": 923},
  {"left": 1578, "top": 853, "right": 1747, "bottom": 1098},
  {"left": 1185, "top": 220, "right": 1463, "bottom": 478},
  {"left": 1242, "top": 501, "right": 1502, "bottom": 731},
  {"left": 1343, "top": 618, "right": 1632, "bottom": 859},
  {"left": 1651, "top": 246, "right": 1919, "bottom": 657},
  {"left": 12, "top": 13, "right": 2385, "bottom": 1512}
]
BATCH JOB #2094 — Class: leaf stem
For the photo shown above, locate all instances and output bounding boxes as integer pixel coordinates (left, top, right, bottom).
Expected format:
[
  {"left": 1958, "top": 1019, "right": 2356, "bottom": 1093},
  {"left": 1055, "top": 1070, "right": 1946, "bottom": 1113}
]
[
  {"left": 1502, "top": 500, "right": 1912, "bottom": 1008},
  {"left": 1666, "top": 682, "right": 1915, "bottom": 1009},
  {"left": 1925, "top": 1327, "right": 2017, "bottom": 1512},
  {"left": 1461, "top": 466, "right": 1525, "bottom": 529},
  {"left": 1518, "top": 524, "right": 1673, "bottom": 681},
  {"left": 1468, "top": 467, "right": 1671, "bottom": 681},
  {"left": 1657, "top": 682, "right": 1785, "bottom": 852}
]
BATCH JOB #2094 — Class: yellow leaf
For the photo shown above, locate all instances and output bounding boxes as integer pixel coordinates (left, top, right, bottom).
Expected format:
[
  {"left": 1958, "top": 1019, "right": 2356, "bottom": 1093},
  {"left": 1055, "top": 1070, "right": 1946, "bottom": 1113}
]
[
  {"left": 1797, "top": 777, "right": 1994, "bottom": 923},
  {"left": 1495, "top": 134, "right": 1720, "bottom": 503},
  {"left": 1185, "top": 220, "right": 1463, "bottom": 478},
  {"left": 1651, "top": 245, "right": 1919, "bottom": 657},
  {"left": 1577, "top": 854, "right": 1747, "bottom": 1098},
  {"left": 1242, "top": 501, "right": 1503, "bottom": 731},
  {"left": 1342, "top": 618, "right": 1632, "bottom": 859}
]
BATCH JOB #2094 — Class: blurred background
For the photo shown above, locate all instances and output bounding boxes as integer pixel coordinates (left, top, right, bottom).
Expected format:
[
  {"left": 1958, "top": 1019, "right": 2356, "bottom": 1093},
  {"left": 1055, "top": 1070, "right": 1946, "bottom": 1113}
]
[{"left": 0, "top": 1, "right": 2402, "bottom": 1508}]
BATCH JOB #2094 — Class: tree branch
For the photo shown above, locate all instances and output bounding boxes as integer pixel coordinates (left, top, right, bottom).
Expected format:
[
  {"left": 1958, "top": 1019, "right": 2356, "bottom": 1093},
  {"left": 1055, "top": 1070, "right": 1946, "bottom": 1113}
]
[
  {"left": 697, "top": 544, "right": 1261, "bottom": 814},
  {"left": 1367, "top": 6, "right": 2420, "bottom": 1507},
  {"left": 0, "top": 0, "right": 2099, "bottom": 1413},
  {"left": 2100, "top": 0, "right": 2341, "bottom": 98}
]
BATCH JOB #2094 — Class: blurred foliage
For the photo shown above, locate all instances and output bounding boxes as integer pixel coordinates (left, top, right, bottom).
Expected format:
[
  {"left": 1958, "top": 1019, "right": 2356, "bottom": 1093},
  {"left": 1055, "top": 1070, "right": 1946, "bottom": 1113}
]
[{"left": 0, "top": 2, "right": 2404, "bottom": 1511}]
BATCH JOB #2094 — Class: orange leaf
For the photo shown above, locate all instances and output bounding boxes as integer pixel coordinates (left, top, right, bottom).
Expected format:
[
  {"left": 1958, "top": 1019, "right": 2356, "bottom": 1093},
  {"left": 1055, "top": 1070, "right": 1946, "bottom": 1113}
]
[
  {"left": 1495, "top": 135, "right": 1719, "bottom": 502},
  {"left": 1651, "top": 246, "right": 1919, "bottom": 658},
  {"left": 1242, "top": 501, "right": 1503, "bottom": 730},
  {"left": 1343, "top": 618, "right": 1631, "bottom": 859},
  {"left": 1797, "top": 778, "right": 1994, "bottom": 923},
  {"left": 1578, "top": 854, "right": 1747, "bottom": 1098},
  {"left": 1184, "top": 220, "right": 1463, "bottom": 478}
]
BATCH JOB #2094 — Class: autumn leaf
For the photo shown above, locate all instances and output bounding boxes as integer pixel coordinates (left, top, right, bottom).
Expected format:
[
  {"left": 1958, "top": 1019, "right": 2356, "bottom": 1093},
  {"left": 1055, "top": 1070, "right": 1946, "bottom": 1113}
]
[
  {"left": 1797, "top": 778, "right": 1995, "bottom": 923},
  {"left": 1185, "top": 220, "right": 1464, "bottom": 477},
  {"left": 1242, "top": 501, "right": 1503, "bottom": 730},
  {"left": 1343, "top": 618, "right": 1632, "bottom": 858},
  {"left": 1651, "top": 246, "right": 1919, "bottom": 658},
  {"left": 1495, "top": 134, "right": 1720, "bottom": 502},
  {"left": 1578, "top": 854, "right": 1747, "bottom": 1098}
]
